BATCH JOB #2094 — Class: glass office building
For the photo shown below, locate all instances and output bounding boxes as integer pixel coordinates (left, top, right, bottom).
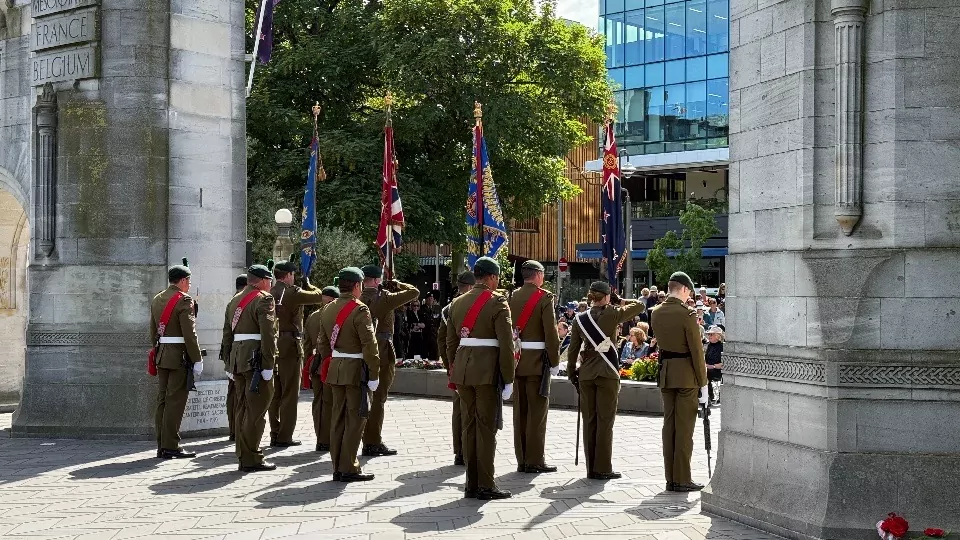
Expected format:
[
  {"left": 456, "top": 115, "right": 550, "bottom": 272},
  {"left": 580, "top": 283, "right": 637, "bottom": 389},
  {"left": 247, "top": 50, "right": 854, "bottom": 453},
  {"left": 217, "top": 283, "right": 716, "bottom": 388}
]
[{"left": 600, "top": 0, "right": 729, "bottom": 155}]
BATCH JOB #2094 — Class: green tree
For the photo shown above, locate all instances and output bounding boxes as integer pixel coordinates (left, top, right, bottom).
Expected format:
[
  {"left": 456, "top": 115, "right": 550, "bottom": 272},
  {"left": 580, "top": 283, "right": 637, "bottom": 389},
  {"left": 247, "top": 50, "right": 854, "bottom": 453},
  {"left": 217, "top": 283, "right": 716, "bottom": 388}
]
[
  {"left": 309, "top": 225, "right": 371, "bottom": 287},
  {"left": 645, "top": 202, "right": 721, "bottom": 286},
  {"left": 245, "top": 0, "right": 609, "bottom": 251}
]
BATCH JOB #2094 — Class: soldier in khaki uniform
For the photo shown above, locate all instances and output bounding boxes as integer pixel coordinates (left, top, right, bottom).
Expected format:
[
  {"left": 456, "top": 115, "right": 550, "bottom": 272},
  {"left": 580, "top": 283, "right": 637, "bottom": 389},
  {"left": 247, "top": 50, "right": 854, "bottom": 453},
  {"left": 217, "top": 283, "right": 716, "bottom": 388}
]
[
  {"left": 359, "top": 265, "right": 421, "bottom": 456},
  {"left": 304, "top": 286, "right": 340, "bottom": 452},
  {"left": 150, "top": 260, "right": 204, "bottom": 459},
  {"left": 268, "top": 260, "right": 327, "bottom": 447},
  {"left": 226, "top": 274, "right": 248, "bottom": 442},
  {"left": 438, "top": 271, "right": 476, "bottom": 466},
  {"left": 220, "top": 264, "right": 279, "bottom": 472},
  {"left": 567, "top": 281, "right": 646, "bottom": 480},
  {"left": 509, "top": 260, "right": 561, "bottom": 474},
  {"left": 445, "top": 257, "right": 515, "bottom": 500},
  {"left": 649, "top": 271, "right": 708, "bottom": 492},
  {"left": 316, "top": 267, "right": 381, "bottom": 482}
]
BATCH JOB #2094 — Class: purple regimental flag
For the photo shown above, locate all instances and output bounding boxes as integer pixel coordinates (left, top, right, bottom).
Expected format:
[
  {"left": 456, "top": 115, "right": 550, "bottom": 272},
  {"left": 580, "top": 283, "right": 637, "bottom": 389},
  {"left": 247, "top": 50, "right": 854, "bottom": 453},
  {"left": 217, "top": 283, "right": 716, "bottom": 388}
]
[{"left": 256, "top": 0, "right": 280, "bottom": 64}]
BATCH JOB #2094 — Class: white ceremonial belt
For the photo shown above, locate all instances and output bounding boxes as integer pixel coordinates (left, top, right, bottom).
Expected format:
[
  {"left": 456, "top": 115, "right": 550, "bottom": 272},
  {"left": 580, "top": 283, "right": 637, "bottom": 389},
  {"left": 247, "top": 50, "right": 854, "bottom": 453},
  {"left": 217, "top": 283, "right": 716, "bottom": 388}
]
[
  {"left": 460, "top": 338, "right": 499, "bottom": 347},
  {"left": 520, "top": 341, "right": 546, "bottom": 349},
  {"left": 158, "top": 337, "right": 185, "bottom": 344},
  {"left": 234, "top": 334, "right": 262, "bottom": 341},
  {"left": 333, "top": 352, "right": 364, "bottom": 359}
]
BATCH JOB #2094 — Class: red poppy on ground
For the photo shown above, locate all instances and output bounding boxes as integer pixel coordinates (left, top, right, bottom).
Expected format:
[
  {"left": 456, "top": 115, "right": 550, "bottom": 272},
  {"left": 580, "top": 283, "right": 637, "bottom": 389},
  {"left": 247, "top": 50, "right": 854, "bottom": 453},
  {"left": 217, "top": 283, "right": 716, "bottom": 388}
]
[
  {"left": 880, "top": 513, "right": 909, "bottom": 538},
  {"left": 924, "top": 529, "right": 946, "bottom": 538}
]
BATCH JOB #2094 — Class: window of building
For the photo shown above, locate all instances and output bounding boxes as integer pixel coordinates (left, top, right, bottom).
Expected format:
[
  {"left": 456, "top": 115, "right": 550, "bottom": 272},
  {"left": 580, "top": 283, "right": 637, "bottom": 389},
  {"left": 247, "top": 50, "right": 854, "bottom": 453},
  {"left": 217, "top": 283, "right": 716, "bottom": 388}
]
[
  {"left": 686, "top": 0, "right": 707, "bottom": 56},
  {"left": 624, "top": 10, "right": 644, "bottom": 65},
  {"left": 707, "top": 0, "right": 728, "bottom": 54},
  {"left": 707, "top": 53, "right": 728, "bottom": 78},
  {"left": 665, "top": 59, "right": 685, "bottom": 85},
  {"left": 644, "top": 6, "right": 665, "bottom": 62},
  {"left": 664, "top": 2, "right": 685, "bottom": 59},
  {"left": 625, "top": 65, "right": 644, "bottom": 88},
  {"left": 686, "top": 55, "right": 706, "bottom": 81}
]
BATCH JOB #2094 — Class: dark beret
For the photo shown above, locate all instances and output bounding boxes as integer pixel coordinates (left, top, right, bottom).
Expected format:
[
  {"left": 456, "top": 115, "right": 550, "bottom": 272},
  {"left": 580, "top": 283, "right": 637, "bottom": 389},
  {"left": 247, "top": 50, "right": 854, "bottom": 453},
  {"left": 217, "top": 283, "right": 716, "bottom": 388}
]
[
  {"left": 474, "top": 256, "right": 500, "bottom": 276},
  {"left": 668, "top": 271, "right": 696, "bottom": 292},
  {"left": 338, "top": 266, "right": 364, "bottom": 283},
  {"left": 168, "top": 264, "right": 191, "bottom": 282},
  {"left": 321, "top": 286, "right": 339, "bottom": 298},
  {"left": 361, "top": 265, "right": 383, "bottom": 279},
  {"left": 248, "top": 264, "right": 273, "bottom": 279},
  {"left": 235, "top": 274, "right": 248, "bottom": 290},
  {"left": 457, "top": 271, "right": 476, "bottom": 285},
  {"left": 274, "top": 260, "right": 297, "bottom": 273},
  {"left": 589, "top": 281, "right": 611, "bottom": 295},
  {"left": 521, "top": 260, "right": 544, "bottom": 272}
]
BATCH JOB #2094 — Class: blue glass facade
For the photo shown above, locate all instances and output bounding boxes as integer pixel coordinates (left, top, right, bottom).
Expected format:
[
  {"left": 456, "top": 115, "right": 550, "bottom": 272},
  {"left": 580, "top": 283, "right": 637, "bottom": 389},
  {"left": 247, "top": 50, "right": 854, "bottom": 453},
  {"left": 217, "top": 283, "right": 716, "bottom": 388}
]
[{"left": 600, "top": 0, "right": 729, "bottom": 155}]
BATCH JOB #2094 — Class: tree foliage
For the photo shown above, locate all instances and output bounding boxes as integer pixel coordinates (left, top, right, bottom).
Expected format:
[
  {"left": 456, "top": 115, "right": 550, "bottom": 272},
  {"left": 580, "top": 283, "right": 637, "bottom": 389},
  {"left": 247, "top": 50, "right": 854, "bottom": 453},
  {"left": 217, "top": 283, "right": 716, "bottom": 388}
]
[
  {"left": 310, "top": 225, "right": 371, "bottom": 287},
  {"left": 645, "top": 202, "right": 721, "bottom": 286},
  {"left": 245, "top": 0, "right": 610, "bottom": 256}
]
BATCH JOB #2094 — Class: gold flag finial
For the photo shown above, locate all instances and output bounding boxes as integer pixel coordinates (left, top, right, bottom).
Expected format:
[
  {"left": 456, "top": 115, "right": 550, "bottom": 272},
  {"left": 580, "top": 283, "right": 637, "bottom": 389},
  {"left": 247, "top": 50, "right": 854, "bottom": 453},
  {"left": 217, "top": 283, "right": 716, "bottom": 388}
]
[
  {"left": 474, "top": 101, "right": 483, "bottom": 120},
  {"left": 606, "top": 99, "right": 617, "bottom": 122},
  {"left": 312, "top": 101, "right": 321, "bottom": 119},
  {"left": 385, "top": 91, "right": 393, "bottom": 109}
]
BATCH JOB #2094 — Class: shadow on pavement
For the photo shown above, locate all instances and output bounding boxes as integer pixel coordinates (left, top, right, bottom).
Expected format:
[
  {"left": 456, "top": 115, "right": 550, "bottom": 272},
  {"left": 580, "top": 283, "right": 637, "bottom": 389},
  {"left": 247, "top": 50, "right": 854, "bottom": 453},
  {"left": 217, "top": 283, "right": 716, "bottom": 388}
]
[
  {"left": 254, "top": 476, "right": 348, "bottom": 509},
  {"left": 149, "top": 469, "right": 242, "bottom": 494},
  {"left": 521, "top": 476, "right": 608, "bottom": 529},
  {"left": 359, "top": 465, "right": 463, "bottom": 509},
  {"left": 390, "top": 497, "right": 484, "bottom": 534}
]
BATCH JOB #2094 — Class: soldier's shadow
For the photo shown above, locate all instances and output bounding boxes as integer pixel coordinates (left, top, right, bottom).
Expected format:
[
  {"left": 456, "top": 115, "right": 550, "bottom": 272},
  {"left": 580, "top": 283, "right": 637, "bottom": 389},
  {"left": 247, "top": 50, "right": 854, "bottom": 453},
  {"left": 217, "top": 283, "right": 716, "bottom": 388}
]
[
  {"left": 358, "top": 465, "right": 463, "bottom": 510},
  {"left": 522, "top": 477, "right": 609, "bottom": 530},
  {"left": 254, "top": 476, "right": 348, "bottom": 509},
  {"left": 148, "top": 469, "right": 241, "bottom": 494},
  {"left": 390, "top": 497, "right": 484, "bottom": 534},
  {"left": 70, "top": 458, "right": 160, "bottom": 479}
]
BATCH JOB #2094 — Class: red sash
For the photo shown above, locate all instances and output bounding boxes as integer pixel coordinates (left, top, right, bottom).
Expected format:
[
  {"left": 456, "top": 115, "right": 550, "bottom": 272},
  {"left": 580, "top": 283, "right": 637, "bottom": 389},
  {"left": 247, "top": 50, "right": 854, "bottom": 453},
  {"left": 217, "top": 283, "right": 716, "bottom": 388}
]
[
  {"left": 448, "top": 290, "right": 493, "bottom": 390},
  {"left": 148, "top": 292, "right": 185, "bottom": 376},
  {"left": 319, "top": 300, "right": 359, "bottom": 383},
  {"left": 301, "top": 355, "right": 313, "bottom": 390},
  {"left": 513, "top": 289, "right": 546, "bottom": 362},
  {"left": 231, "top": 290, "right": 263, "bottom": 331}
]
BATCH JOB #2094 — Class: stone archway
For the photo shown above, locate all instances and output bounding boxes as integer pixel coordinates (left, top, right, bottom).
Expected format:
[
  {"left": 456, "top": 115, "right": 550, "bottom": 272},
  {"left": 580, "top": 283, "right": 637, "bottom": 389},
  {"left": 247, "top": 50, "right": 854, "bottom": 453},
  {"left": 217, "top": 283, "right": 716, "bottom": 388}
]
[{"left": 0, "top": 171, "right": 29, "bottom": 412}]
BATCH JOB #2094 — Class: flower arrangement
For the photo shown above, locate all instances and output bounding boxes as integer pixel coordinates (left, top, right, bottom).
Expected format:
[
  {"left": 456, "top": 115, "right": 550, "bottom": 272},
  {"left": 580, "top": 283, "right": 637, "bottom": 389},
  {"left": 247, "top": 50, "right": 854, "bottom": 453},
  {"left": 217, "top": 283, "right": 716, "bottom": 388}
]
[
  {"left": 395, "top": 358, "right": 444, "bottom": 370},
  {"left": 627, "top": 356, "right": 659, "bottom": 382},
  {"left": 877, "top": 513, "right": 949, "bottom": 540}
]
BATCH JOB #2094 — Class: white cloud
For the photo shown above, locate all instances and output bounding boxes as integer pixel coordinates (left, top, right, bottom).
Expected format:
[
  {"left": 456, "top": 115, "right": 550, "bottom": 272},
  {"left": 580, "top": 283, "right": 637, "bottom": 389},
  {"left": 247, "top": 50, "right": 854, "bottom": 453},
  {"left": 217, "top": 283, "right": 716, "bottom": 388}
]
[{"left": 556, "top": 0, "right": 598, "bottom": 30}]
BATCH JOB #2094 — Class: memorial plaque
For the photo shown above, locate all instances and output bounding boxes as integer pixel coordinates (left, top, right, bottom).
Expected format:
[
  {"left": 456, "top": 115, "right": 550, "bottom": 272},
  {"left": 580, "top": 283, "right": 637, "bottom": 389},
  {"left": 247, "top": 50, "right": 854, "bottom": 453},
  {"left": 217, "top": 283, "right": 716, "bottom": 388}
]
[
  {"left": 32, "top": 0, "right": 98, "bottom": 18},
  {"left": 32, "top": 8, "right": 98, "bottom": 52},
  {"left": 31, "top": 44, "right": 97, "bottom": 86},
  {"left": 180, "top": 380, "right": 230, "bottom": 433}
]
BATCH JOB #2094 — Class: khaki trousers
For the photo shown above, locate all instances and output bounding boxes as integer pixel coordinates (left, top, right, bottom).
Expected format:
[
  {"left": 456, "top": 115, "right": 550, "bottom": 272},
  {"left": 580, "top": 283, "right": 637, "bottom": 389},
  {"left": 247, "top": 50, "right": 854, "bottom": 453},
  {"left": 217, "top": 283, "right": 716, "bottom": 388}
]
[
  {"left": 310, "top": 374, "right": 333, "bottom": 445},
  {"left": 156, "top": 367, "right": 189, "bottom": 451},
  {"left": 362, "top": 339, "right": 396, "bottom": 446},
  {"left": 268, "top": 336, "right": 303, "bottom": 442},
  {"left": 330, "top": 384, "right": 366, "bottom": 474},
  {"left": 579, "top": 377, "right": 620, "bottom": 474},
  {"left": 234, "top": 370, "right": 274, "bottom": 467},
  {"left": 226, "top": 378, "right": 237, "bottom": 438},
  {"left": 458, "top": 384, "right": 499, "bottom": 490},
  {"left": 452, "top": 391, "right": 462, "bottom": 455},
  {"left": 513, "top": 375, "right": 549, "bottom": 467},
  {"left": 661, "top": 388, "right": 698, "bottom": 484}
]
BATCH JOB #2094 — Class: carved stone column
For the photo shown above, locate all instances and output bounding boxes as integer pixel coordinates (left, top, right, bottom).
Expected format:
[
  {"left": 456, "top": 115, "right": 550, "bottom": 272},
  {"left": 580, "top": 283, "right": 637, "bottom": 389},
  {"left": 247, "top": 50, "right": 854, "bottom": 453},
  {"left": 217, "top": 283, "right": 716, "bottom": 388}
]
[
  {"left": 832, "top": 0, "right": 867, "bottom": 235},
  {"left": 33, "top": 83, "right": 57, "bottom": 259}
]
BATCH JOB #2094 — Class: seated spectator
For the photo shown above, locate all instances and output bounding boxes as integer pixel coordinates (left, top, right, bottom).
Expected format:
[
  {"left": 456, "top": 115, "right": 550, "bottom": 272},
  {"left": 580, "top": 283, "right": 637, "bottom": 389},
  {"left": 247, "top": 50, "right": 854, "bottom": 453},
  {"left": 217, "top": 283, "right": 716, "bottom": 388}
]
[
  {"left": 619, "top": 327, "right": 650, "bottom": 367},
  {"left": 705, "top": 297, "right": 725, "bottom": 329},
  {"left": 705, "top": 325, "right": 724, "bottom": 403}
]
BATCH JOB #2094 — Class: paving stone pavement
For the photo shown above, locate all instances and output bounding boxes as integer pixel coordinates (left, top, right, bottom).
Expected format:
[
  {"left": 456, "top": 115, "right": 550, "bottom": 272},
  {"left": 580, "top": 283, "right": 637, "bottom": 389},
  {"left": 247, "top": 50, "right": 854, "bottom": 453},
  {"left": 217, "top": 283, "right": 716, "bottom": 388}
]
[{"left": 0, "top": 394, "right": 781, "bottom": 540}]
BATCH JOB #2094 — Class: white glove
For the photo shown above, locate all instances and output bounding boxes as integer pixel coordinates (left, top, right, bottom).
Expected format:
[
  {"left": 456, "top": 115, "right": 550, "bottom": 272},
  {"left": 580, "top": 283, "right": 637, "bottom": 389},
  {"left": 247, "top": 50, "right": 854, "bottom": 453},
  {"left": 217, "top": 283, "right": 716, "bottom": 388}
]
[
  {"left": 192, "top": 361, "right": 204, "bottom": 375},
  {"left": 699, "top": 385, "right": 709, "bottom": 405},
  {"left": 261, "top": 369, "right": 274, "bottom": 381},
  {"left": 550, "top": 365, "right": 560, "bottom": 376},
  {"left": 502, "top": 382, "right": 514, "bottom": 400},
  {"left": 368, "top": 378, "right": 380, "bottom": 393},
  {"left": 225, "top": 371, "right": 234, "bottom": 381}
]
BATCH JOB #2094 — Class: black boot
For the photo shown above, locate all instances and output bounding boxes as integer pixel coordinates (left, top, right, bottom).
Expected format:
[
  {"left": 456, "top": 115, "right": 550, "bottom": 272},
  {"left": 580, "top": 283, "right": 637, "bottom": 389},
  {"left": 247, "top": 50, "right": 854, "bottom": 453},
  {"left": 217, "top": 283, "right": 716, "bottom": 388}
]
[
  {"left": 339, "top": 471, "right": 375, "bottom": 482},
  {"left": 524, "top": 464, "right": 558, "bottom": 474},
  {"left": 454, "top": 454, "right": 465, "bottom": 466},
  {"left": 476, "top": 487, "right": 512, "bottom": 500},
  {"left": 362, "top": 444, "right": 398, "bottom": 457},
  {"left": 239, "top": 461, "right": 278, "bottom": 473},
  {"left": 160, "top": 448, "right": 197, "bottom": 459},
  {"left": 673, "top": 482, "right": 704, "bottom": 492}
]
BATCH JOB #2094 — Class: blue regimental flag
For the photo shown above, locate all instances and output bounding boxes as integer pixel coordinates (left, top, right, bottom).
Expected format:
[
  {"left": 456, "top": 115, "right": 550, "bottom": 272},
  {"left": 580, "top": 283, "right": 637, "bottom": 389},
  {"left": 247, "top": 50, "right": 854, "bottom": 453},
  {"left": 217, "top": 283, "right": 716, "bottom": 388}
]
[
  {"left": 601, "top": 120, "right": 625, "bottom": 288},
  {"left": 465, "top": 119, "right": 508, "bottom": 269},
  {"left": 300, "top": 135, "right": 319, "bottom": 276}
]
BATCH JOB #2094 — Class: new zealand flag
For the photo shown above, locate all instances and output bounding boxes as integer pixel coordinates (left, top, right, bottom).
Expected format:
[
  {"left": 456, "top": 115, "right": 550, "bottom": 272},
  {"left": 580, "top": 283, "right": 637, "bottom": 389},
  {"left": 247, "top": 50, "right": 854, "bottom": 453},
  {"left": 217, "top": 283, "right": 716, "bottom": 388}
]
[{"left": 601, "top": 121, "right": 625, "bottom": 288}]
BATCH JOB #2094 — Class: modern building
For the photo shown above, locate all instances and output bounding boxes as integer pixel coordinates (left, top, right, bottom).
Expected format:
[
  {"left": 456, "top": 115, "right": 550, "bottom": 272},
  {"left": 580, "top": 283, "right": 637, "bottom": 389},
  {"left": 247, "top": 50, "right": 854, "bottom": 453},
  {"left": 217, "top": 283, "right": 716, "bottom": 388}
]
[{"left": 576, "top": 0, "right": 730, "bottom": 288}]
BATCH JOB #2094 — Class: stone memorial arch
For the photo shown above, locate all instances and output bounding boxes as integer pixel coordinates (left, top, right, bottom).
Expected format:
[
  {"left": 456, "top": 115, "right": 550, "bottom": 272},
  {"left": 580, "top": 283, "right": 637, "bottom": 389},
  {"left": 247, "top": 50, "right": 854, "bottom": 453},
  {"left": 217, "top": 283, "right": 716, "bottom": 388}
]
[{"left": 0, "top": 0, "right": 247, "bottom": 438}]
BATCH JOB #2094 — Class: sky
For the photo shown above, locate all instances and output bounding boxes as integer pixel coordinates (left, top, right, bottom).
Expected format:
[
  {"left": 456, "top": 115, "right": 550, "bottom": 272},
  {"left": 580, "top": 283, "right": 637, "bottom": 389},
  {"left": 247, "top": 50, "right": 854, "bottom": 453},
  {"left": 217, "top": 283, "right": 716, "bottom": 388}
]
[{"left": 556, "top": 0, "right": 598, "bottom": 30}]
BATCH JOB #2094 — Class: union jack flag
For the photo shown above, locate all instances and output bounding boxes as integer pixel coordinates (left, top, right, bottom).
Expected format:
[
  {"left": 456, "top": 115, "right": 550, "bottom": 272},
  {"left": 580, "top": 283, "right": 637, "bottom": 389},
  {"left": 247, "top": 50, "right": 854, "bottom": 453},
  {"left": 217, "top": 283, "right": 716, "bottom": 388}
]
[
  {"left": 376, "top": 122, "right": 404, "bottom": 260},
  {"left": 601, "top": 120, "right": 625, "bottom": 289}
]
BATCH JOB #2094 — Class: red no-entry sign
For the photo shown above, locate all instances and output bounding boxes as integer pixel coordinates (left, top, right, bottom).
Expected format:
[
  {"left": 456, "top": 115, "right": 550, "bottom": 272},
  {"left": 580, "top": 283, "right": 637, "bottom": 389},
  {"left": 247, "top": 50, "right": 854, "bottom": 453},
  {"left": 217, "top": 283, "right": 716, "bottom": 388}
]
[{"left": 558, "top": 258, "right": 568, "bottom": 272}]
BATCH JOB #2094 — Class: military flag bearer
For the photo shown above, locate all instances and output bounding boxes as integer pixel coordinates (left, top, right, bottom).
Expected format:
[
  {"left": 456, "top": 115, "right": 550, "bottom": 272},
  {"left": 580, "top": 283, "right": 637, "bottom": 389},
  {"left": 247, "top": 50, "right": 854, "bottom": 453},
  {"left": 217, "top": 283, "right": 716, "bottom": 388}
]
[{"left": 509, "top": 260, "right": 561, "bottom": 474}]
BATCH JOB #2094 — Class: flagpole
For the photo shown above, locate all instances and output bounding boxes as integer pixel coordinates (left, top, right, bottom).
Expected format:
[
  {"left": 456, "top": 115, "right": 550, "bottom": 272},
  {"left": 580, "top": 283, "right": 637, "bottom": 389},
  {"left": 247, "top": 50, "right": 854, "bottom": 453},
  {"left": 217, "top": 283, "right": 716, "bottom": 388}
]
[
  {"left": 385, "top": 91, "right": 395, "bottom": 281},
  {"left": 246, "top": 0, "right": 269, "bottom": 98},
  {"left": 474, "top": 101, "right": 485, "bottom": 259}
]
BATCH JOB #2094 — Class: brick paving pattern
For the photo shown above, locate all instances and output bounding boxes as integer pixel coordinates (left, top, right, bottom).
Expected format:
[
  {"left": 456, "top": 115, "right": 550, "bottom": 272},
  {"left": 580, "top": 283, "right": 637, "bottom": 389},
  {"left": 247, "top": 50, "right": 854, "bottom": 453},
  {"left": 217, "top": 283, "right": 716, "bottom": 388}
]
[{"left": 0, "top": 394, "right": 780, "bottom": 539}]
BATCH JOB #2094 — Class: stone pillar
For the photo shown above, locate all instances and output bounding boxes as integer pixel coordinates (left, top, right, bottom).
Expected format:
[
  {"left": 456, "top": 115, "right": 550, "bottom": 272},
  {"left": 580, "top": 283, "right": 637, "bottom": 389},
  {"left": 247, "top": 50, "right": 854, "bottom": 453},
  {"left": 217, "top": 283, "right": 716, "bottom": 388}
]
[
  {"left": 11, "top": 0, "right": 246, "bottom": 439},
  {"left": 33, "top": 83, "right": 56, "bottom": 259},
  {"left": 701, "top": 0, "right": 960, "bottom": 538}
]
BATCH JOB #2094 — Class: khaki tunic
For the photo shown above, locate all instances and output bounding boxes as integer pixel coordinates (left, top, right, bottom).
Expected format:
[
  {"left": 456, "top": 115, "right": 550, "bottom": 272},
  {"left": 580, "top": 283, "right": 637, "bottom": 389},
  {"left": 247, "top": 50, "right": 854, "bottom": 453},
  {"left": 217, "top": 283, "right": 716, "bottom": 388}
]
[
  {"left": 316, "top": 295, "right": 380, "bottom": 474},
  {"left": 305, "top": 308, "right": 333, "bottom": 445},
  {"left": 445, "top": 284, "right": 515, "bottom": 491},
  {"left": 437, "top": 303, "right": 461, "bottom": 455},
  {"left": 149, "top": 286, "right": 202, "bottom": 451}
]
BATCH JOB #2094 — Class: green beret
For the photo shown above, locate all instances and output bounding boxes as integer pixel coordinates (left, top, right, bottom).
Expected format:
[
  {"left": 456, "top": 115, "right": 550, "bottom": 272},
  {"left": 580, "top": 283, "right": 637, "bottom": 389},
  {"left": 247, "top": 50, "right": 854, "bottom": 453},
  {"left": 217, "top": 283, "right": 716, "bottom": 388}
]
[
  {"left": 457, "top": 271, "right": 476, "bottom": 285},
  {"left": 521, "top": 260, "right": 545, "bottom": 272},
  {"left": 321, "top": 286, "right": 339, "bottom": 298},
  {"left": 668, "top": 271, "right": 696, "bottom": 292},
  {"left": 473, "top": 256, "right": 500, "bottom": 276},
  {"left": 168, "top": 257, "right": 191, "bottom": 281},
  {"left": 338, "top": 266, "right": 364, "bottom": 283},
  {"left": 274, "top": 260, "right": 297, "bottom": 273},
  {"left": 248, "top": 264, "right": 273, "bottom": 279},
  {"left": 361, "top": 265, "right": 383, "bottom": 279},
  {"left": 235, "top": 274, "right": 248, "bottom": 290},
  {"left": 589, "top": 281, "right": 611, "bottom": 295}
]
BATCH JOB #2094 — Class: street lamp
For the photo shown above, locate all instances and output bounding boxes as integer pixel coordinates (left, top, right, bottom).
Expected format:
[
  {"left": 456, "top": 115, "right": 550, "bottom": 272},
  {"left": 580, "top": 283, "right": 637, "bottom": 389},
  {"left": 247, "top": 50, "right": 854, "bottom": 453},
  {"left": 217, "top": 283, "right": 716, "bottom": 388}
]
[{"left": 273, "top": 208, "right": 295, "bottom": 261}]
